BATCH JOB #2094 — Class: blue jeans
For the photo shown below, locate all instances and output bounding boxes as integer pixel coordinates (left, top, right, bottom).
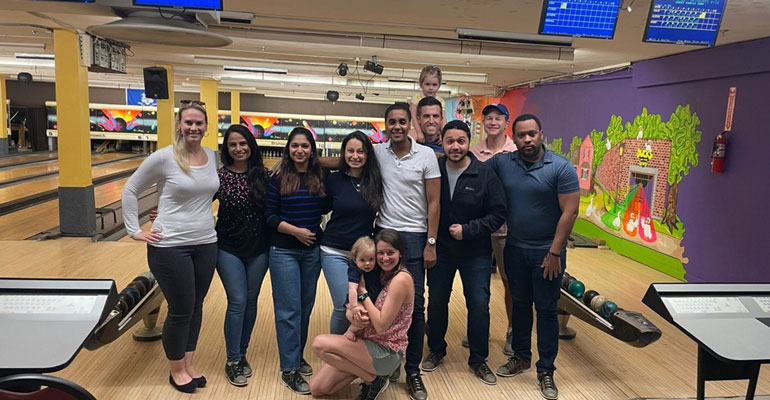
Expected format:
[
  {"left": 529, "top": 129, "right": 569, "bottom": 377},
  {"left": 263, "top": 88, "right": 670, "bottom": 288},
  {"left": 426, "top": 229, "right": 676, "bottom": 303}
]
[
  {"left": 505, "top": 245, "right": 566, "bottom": 373},
  {"left": 394, "top": 231, "right": 426, "bottom": 376},
  {"left": 320, "top": 250, "right": 351, "bottom": 335},
  {"left": 269, "top": 245, "right": 322, "bottom": 371},
  {"left": 427, "top": 247, "right": 492, "bottom": 366},
  {"left": 216, "top": 249, "right": 269, "bottom": 363}
]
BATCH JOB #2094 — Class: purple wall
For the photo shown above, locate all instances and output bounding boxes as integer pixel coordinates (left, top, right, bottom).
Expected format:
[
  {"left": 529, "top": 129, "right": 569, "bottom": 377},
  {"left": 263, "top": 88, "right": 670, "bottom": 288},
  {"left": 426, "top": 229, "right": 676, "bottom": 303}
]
[{"left": 518, "top": 37, "right": 770, "bottom": 283}]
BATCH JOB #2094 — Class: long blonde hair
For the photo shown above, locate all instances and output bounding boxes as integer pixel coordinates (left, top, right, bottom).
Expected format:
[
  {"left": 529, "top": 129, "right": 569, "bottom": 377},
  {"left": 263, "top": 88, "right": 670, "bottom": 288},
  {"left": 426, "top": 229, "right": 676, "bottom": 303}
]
[{"left": 173, "top": 102, "right": 208, "bottom": 174}]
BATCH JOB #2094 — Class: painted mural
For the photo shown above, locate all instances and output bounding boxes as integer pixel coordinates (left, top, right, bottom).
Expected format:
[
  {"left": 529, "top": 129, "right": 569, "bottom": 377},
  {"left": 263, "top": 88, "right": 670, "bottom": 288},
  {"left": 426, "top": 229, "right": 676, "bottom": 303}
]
[{"left": 548, "top": 106, "right": 701, "bottom": 279}]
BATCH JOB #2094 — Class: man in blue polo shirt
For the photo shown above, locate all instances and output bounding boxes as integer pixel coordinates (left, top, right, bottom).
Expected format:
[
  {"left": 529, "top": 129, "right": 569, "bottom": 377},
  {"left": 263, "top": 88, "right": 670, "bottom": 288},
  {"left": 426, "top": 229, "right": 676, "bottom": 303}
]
[{"left": 487, "top": 114, "right": 579, "bottom": 400}]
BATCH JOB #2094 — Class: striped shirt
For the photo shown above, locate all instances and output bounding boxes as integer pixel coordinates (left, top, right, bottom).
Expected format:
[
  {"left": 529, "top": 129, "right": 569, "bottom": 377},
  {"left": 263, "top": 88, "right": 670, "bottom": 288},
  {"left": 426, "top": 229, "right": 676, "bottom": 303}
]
[{"left": 265, "top": 173, "right": 329, "bottom": 249}]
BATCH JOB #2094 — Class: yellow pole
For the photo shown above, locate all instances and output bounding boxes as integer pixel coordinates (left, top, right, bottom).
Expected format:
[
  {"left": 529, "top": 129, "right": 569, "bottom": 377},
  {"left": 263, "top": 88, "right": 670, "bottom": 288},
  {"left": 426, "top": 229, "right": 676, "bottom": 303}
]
[
  {"left": 156, "top": 64, "right": 175, "bottom": 149},
  {"left": 199, "top": 79, "right": 219, "bottom": 151},
  {"left": 54, "top": 29, "right": 91, "bottom": 187},
  {"left": 0, "top": 77, "right": 8, "bottom": 156},
  {"left": 230, "top": 90, "right": 240, "bottom": 128},
  {"left": 54, "top": 29, "right": 95, "bottom": 235}
]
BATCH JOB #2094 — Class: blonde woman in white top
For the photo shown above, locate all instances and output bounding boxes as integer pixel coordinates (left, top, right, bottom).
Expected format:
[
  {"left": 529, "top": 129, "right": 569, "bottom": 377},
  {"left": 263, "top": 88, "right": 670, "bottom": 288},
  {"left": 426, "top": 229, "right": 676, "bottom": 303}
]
[{"left": 122, "top": 100, "right": 219, "bottom": 394}]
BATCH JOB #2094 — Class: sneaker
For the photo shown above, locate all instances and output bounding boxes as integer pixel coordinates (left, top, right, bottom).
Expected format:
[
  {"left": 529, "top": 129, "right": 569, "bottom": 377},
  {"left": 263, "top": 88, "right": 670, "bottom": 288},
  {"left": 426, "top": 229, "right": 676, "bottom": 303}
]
[
  {"left": 238, "top": 358, "right": 252, "bottom": 378},
  {"left": 461, "top": 335, "right": 469, "bottom": 348},
  {"left": 298, "top": 358, "right": 313, "bottom": 376},
  {"left": 538, "top": 372, "right": 558, "bottom": 400},
  {"left": 471, "top": 362, "right": 497, "bottom": 385},
  {"left": 280, "top": 370, "right": 310, "bottom": 395},
  {"left": 420, "top": 352, "right": 444, "bottom": 372},
  {"left": 496, "top": 356, "right": 531, "bottom": 377},
  {"left": 364, "top": 375, "right": 389, "bottom": 400},
  {"left": 354, "top": 381, "right": 371, "bottom": 400},
  {"left": 503, "top": 328, "right": 514, "bottom": 356},
  {"left": 389, "top": 367, "right": 401, "bottom": 382},
  {"left": 406, "top": 373, "right": 428, "bottom": 400},
  {"left": 225, "top": 363, "right": 248, "bottom": 387}
]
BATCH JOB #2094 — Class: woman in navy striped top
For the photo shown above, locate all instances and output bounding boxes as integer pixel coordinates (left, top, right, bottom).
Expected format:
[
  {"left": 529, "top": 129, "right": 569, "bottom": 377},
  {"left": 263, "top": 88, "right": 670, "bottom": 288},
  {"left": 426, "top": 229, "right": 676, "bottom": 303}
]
[{"left": 265, "top": 127, "right": 328, "bottom": 395}]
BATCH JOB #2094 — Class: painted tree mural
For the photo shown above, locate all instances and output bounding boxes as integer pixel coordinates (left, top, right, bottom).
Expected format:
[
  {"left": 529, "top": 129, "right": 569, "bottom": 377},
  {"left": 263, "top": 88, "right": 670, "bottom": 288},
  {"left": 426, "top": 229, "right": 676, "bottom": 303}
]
[
  {"left": 569, "top": 136, "right": 583, "bottom": 159},
  {"left": 568, "top": 106, "right": 700, "bottom": 231},
  {"left": 547, "top": 138, "right": 569, "bottom": 158},
  {"left": 661, "top": 105, "right": 701, "bottom": 231}
]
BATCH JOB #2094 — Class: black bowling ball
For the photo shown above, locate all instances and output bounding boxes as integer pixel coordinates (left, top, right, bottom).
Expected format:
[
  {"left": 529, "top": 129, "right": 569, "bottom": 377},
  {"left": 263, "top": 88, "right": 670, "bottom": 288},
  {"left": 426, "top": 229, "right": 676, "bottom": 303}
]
[
  {"left": 119, "top": 291, "right": 135, "bottom": 310},
  {"left": 583, "top": 290, "right": 600, "bottom": 307},
  {"left": 122, "top": 286, "right": 141, "bottom": 307},
  {"left": 561, "top": 276, "right": 577, "bottom": 290},
  {"left": 129, "top": 281, "right": 147, "bottom": 297},
  {"left": 133, "top": 276, "right": 152, "bottom": 291}
]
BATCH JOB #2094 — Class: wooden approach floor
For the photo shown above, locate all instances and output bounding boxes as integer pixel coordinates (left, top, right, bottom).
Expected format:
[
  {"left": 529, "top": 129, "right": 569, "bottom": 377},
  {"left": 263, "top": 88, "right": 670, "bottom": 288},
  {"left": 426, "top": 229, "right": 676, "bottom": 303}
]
[
  {"left": 1, "top": 240, "right": 768, "bottom": 400},
  {"left": 0, "top": 153, "right": 138, "bottom": 184}
]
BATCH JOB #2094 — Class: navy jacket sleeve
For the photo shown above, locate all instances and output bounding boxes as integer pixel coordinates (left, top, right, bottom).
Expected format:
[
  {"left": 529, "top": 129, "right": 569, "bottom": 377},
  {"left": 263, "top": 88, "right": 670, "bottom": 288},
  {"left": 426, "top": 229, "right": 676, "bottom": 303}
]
[{"left": 460, "top": 167, "right": 507, "bottom": 240}]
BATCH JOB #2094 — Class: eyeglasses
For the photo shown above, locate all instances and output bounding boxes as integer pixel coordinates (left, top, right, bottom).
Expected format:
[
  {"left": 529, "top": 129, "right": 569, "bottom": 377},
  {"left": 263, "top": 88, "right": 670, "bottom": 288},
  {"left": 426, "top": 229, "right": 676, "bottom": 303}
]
[{"left": 179, "top": 100, "right": 206, "bottom": 106}]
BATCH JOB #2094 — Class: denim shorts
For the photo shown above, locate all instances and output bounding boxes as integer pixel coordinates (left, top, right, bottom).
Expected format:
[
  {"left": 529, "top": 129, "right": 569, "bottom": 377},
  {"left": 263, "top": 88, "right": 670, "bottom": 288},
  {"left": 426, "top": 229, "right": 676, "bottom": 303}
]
[{"left": 364, "top": 340, "right": 402, "bottom": 376}]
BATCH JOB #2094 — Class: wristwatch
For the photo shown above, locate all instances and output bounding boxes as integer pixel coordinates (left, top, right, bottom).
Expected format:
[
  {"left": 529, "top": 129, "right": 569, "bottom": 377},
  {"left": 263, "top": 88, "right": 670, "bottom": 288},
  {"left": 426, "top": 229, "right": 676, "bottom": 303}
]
[
  {"left": 357, "top": 292, "right": 369, "bottom": 302},
  {"left": 427, "top": 237, "right": 436, "bottom": 246}
]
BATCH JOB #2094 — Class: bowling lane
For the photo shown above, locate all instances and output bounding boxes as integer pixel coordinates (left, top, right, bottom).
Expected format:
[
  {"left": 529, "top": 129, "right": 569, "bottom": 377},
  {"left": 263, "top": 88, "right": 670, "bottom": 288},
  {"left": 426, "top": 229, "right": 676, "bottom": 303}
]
[
  {"left": 0, "top": 157, "right": 144, "bottom": 205},
  {"left": 0, "top": 152, "right": 57, "bottom": 168},
  {"left": 0, "top": 153, "right": 139, "bottom": 184},
  {"left": 0, "top": 177, "right": 135, "bottom": 240}
]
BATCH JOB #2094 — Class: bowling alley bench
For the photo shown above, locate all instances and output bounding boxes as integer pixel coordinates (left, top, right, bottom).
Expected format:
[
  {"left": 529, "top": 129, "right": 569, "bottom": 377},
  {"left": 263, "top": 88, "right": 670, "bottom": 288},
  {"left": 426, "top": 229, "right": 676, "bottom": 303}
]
[{"left": 0, "top": 274, "right": 165, "bottom": 399}]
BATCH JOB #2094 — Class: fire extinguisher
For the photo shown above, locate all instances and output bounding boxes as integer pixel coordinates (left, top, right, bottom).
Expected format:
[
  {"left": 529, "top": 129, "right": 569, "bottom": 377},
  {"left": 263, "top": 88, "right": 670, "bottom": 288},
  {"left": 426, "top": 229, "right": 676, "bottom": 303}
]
[{"left": 710, "top": 131, "right": 729, "bottom": 173}]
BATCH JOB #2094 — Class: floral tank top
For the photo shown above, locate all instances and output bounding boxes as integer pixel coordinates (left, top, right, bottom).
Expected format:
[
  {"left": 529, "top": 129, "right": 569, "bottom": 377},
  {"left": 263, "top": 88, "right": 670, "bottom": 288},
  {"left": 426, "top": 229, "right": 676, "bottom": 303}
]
[{"left": 363, "top": 270, "right": 414, "bottom": 355}]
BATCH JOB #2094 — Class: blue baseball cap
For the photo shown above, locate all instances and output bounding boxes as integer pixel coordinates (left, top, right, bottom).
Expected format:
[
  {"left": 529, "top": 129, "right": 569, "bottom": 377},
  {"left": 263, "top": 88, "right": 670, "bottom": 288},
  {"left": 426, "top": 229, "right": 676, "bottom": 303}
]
[{"left": 482, "top": 103, "right": 509, "bottom": 119}]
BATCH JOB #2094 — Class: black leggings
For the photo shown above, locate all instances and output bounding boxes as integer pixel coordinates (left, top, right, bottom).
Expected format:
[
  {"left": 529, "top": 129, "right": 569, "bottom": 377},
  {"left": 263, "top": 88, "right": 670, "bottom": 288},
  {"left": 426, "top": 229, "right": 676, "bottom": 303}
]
[{"left": 147, "top": 243, "right": 218, "bottom": 361}]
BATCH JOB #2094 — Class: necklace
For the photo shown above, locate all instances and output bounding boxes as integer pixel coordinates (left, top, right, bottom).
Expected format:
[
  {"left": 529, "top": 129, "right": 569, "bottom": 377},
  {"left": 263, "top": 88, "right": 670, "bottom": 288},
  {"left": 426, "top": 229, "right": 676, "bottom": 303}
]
[{"left": 350, "top": 176, "right": 361, "bottom": 192}]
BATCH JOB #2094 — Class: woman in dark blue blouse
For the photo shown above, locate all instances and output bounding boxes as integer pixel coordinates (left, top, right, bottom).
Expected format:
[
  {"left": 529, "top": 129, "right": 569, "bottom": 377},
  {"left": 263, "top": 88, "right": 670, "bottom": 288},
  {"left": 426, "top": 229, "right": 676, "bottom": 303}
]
[
  {"left": 215, "top": 125, "right": 270, "bottom": 387},
  {"left": 265, "top": 127, "right": 328, "bottom": 395},
  {"left": 320, "top": 131, "right": 384, "bottom": 335}
]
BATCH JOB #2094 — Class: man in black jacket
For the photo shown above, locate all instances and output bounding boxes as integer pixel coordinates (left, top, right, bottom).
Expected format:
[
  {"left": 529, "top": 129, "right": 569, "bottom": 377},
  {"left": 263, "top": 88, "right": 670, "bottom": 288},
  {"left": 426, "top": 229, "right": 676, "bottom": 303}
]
[{"left": 420, "top": 120, "right": 507, "bottom": 385}]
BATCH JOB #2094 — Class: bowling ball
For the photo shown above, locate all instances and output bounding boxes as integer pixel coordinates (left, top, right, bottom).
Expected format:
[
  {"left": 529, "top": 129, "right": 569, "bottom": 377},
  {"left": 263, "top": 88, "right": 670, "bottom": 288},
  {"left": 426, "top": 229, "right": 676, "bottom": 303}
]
[
  {"left": 591, "top": 295, "right": 607, "bottom": 312},
  {"left": 114, "top": 298, "right": 128, "bottom": 314},
  {"left": 133, "top": 275, "right": 152, "bottom": 291},
  {"left": 129, "top": 281, "right": 147, "bottom": 297},
  {"left": 561, "top": 276, "right": 577, "bottom": 290},
  {"left": 119, "top": 292, "right": 135, "bottom": 310},
  {"left": 568, "top": 280, "right": 585, "bottom": 298},
  {"left": 583, "top": 290, "right": 600, "bottom": 307},
  {"left": 600, "top": 301, "right": 618, "bottom": 320},
  {"left": 122, "top": 287, "right": 141, "bottom": 306},
  {"left": 138, "top": 271, "right": 156, "bottom": 288}
]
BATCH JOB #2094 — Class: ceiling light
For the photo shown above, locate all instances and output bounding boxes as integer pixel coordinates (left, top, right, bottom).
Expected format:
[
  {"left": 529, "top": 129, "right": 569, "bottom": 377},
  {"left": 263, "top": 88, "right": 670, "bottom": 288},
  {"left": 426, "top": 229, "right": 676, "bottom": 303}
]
[
  {"left": 388, "top": 78, "right": 415, "bottom": 83},
  {"left": 363, "top": 60, "right": 383, "bottom": 75},
  {"left": 337, "top": 62, "right": 348, "bottom": 77},
  {"left": 15, "top": 53, "right": 54, "bottom": 60},
  {"left": 456, "top": 28, "right": 573, "bottom": 47},
  {"left": 223, "top": 65, "right": 288, "bottom": 74},
  {"left": 355, "top": 93, "right": 365, "bottom": 101},
  {"left": 326, "top": 90, "right": 339, "bottom": 102}
]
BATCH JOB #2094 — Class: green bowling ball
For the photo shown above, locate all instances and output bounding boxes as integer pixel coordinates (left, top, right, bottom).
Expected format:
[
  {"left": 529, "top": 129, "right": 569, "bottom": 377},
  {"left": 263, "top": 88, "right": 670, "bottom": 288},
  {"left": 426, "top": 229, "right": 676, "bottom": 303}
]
[
  {"left": 600, "top": 301, "right": 618, "bottom": 320},
  {"left": 568, "top": 280, "right": 585, "bottom": 298},
  {"left": 591, "top": 295, "right": 607, "bottom": 312}
]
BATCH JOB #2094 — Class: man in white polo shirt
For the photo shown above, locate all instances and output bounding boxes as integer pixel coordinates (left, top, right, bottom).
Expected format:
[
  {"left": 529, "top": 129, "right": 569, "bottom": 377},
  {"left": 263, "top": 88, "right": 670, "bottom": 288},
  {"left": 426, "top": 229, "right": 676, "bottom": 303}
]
[{"left": 375, "top": 103, "right": 440, "bottom": 400}]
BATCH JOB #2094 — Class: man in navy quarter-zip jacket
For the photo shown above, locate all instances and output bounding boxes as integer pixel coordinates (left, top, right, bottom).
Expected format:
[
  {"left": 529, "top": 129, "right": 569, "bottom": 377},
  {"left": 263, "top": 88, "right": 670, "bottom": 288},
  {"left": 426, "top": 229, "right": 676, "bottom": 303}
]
[{"left": 421, "top": 119, "right": 507, "bottom": 386}]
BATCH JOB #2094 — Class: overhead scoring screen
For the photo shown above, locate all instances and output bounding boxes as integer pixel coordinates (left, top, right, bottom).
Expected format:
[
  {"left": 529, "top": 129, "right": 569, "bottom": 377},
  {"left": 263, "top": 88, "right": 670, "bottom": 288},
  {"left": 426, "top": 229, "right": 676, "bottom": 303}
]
[
  {"left": 644, "top": 0, "right": 727, "bottom": 46},
  {"left": 133, "top": 0, "right": 223, "bottom": 10},
  {"left": 539, "top": 0, "right": 621, "bottom": 39}
]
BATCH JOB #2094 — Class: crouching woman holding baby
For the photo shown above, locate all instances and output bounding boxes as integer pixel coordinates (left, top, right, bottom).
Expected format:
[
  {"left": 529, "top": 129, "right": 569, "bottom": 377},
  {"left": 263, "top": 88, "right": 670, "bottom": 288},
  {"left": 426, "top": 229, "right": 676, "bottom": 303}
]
[{"left": 309, "top": 229, "right": 414, "bottom": 399}]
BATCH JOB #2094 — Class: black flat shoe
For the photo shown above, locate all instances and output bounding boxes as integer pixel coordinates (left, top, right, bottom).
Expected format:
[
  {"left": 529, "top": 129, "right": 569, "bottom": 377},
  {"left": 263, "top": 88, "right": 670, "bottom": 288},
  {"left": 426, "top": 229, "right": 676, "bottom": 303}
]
[
  {"left": 169, "top": 374, "right": 197, "bottom": 393},
  {"left": 193, "top": 375, "right": 207, "bottom": 388}
]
